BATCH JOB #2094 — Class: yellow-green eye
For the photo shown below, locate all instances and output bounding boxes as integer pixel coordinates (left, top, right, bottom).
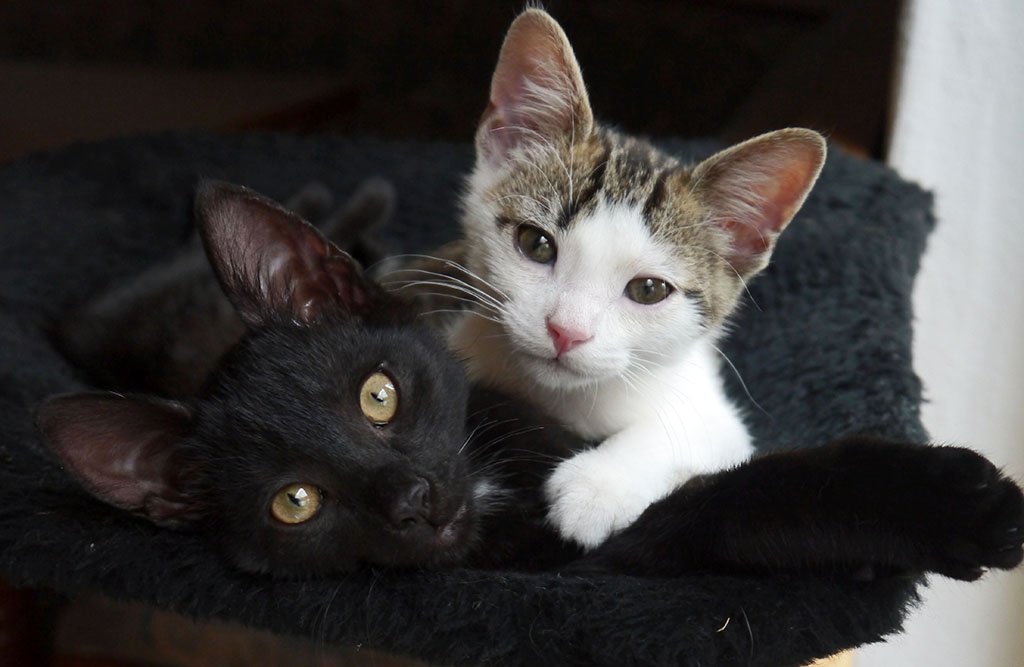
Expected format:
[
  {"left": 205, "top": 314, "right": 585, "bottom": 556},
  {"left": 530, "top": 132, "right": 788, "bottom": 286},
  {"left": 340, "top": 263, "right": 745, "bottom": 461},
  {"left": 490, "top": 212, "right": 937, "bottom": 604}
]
[
  {"left": 626, "top": 277, "right": 673, "bottom": 304},
  {"left": 516, "top": 224, "right": 557, "bottom": 264},
  {"left": 271, "top": 484, "right": 322, "bottom": 524},
  {"left": 360, "top": 371, "right": 398, "bottom": 425}
]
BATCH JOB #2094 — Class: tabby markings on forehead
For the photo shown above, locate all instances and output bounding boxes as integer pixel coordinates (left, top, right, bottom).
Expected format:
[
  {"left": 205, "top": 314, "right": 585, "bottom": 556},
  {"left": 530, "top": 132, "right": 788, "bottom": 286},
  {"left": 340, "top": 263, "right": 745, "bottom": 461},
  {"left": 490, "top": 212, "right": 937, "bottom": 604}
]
[
  {"left": 586, "top": 130, "right": 683, "bottom": 227},
  {"left": 641, "top": 171, "right": 669, "bottom": 222},
  {"left": 489, "top": 133, "right": 610, "bottom": 231},
  {"left": 559, "top": 134, "right": 610, "bottom": 228}
]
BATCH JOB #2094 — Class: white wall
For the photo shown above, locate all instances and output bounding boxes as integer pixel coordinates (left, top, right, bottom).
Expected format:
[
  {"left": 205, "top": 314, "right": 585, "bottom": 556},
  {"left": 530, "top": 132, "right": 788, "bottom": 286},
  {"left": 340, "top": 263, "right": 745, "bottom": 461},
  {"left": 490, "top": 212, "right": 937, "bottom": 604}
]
[{"left": 859, "top": 0, "right": 1024, "bottom": 665}]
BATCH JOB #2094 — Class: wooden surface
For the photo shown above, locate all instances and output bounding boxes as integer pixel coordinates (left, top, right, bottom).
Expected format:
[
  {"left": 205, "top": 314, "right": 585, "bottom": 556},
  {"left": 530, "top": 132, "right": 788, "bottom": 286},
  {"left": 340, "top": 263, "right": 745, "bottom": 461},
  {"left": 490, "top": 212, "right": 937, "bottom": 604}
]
[
  {"left": 809, "top": 650, "right": 855, "bottom": 667},
  {"left": 54, "top": 594, "right": 428, "bottom": 667}
]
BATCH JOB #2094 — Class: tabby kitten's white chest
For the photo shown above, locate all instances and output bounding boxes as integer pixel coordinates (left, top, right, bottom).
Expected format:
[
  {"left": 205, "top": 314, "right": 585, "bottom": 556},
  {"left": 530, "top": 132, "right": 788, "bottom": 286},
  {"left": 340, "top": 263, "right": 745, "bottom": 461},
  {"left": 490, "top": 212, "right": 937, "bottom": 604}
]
[{"left": 447, "top": 9, "right": 825, "bottom": 548}]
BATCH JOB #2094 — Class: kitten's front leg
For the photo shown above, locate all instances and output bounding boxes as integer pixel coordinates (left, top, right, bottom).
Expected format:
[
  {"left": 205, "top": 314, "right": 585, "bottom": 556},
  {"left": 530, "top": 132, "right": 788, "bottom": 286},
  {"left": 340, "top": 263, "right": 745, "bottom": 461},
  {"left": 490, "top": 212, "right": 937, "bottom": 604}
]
[
  {"left": 576, "top": 438, "right": 1024, "bottom": 580},
  {"left": 544, "top": 419, "right": 749, "bottom": 549}
]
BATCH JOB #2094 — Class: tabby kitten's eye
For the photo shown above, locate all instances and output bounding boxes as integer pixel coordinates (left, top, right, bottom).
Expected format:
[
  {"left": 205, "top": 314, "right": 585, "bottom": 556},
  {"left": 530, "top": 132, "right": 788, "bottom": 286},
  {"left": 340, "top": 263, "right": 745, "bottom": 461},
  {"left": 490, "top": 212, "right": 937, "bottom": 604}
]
[
  {"left": 271, "top": 483, "right": 322, "bottom": 524},
  {"left": 360, "top": 371, "right": 398, "bottom": 425},
  {"left": 516, "top": 224, "right": 557, "bottom": 264},
  {"left": 625, "top": 277, "right": 673, "bottom": 304}
]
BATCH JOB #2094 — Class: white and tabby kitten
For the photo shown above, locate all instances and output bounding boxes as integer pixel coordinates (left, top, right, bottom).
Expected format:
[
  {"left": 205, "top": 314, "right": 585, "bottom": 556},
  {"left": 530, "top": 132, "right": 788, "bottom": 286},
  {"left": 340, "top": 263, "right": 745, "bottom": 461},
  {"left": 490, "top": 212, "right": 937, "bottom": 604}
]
[{"left": 418, "top": 9, "right": 826, "bottom": 548}]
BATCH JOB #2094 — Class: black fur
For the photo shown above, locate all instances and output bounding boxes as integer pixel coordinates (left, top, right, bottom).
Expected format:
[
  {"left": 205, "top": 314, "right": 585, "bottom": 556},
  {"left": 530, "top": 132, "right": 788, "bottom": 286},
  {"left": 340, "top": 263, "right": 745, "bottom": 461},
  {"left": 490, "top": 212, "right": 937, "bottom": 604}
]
[
  {"left": 39, "top": 179, "right": 1024, "bottom": 584},
  {"left": 0, "top": 132, "right": 1020, "bottom": 666},
  {"left": 41, "top": 181, "right": 482, "bottom": 578},
  {"left": 581, "top": 438, "right": 1024, "bottom": 581},
  {"left": 190, "top": 313, "right": 477, "bottom": 575}
]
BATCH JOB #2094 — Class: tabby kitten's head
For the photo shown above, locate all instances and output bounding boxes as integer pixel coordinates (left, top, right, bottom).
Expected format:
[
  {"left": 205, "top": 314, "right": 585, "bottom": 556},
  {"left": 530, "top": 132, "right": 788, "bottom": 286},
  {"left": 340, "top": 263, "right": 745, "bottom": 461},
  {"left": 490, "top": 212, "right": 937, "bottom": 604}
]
[{"left": 461, "top": 9, "right": 826, "bottom": 389}]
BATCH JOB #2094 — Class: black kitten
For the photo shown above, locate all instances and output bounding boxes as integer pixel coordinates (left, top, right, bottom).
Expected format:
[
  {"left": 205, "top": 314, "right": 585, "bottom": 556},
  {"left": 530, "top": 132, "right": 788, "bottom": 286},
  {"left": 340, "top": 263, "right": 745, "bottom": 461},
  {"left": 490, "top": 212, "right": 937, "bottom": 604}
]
[
  {"left": 40, "top": 182, "right": 491, "bottom": 575},
  {"left": 38, "top": 182, "right": 1024, "bottom": 582}
]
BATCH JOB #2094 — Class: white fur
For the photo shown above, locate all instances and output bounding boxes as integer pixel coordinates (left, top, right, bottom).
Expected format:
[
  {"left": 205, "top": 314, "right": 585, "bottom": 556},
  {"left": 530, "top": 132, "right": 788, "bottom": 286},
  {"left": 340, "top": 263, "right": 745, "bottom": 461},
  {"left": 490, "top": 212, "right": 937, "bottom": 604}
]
[{"left": 453, "top": 190, "right": 754, "bottom": 548}]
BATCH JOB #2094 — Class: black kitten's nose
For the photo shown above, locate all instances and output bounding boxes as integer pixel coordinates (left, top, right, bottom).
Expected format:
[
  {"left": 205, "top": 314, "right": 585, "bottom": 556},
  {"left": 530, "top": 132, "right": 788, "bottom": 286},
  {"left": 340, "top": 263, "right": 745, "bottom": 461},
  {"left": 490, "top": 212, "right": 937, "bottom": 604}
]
[{"left": 388, "top": 477, "right": 431, "bottom": 528}]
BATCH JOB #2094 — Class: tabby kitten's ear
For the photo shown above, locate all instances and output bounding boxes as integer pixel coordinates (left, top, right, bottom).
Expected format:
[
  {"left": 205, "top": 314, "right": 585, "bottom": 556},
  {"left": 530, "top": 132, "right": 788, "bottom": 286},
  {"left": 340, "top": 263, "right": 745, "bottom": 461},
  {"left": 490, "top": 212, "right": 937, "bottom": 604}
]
[
  {"left": 195, "top": 181, "right": 380, "bottom": 328},
  {"left": 476, "top": 9, "right": 594, "bottom": 167},
  {"left": 37, "top": 393, "right": 197, "bottom": 529},
  {"left": 690, "top": 128, "right": 827, "bottom": 279}
]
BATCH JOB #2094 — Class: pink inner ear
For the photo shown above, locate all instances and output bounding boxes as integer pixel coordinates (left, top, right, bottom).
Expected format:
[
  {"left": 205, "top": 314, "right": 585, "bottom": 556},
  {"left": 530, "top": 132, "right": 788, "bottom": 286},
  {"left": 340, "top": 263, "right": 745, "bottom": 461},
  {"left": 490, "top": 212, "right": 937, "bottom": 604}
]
[
  {"left": 476, "top": 10, "right": 592, "bottom": 166},
  {"left": 290, "top": 250, "right": 378, "bottom": 323},
  {"left": 38, "top": 394, "right": 191, "bottom": 518},
  {"left": 199, "top": 182, "right": 377, "bottom": 326},
  {"left": 479, "top": 99, "right": 541, "bottom": 167},
  {"left": 699, "top": 133, "right": 825, "bottom": 277},
  {"left": 721, "top": 218, "right": 771, "bottom": 260}
]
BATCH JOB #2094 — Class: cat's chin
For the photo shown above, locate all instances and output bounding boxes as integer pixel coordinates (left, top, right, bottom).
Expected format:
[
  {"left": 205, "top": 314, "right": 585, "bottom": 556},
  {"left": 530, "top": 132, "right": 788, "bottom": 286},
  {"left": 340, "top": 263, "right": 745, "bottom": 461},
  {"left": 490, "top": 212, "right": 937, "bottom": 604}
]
[
  {"left": 362, "top": 500, "right": 481, "bottom": 571},
  {"left": 419, "top": 502, "right": 484, "bottom": 568},
  {"left": 517, "top": 351, "right": 617, "bottom": 390}
]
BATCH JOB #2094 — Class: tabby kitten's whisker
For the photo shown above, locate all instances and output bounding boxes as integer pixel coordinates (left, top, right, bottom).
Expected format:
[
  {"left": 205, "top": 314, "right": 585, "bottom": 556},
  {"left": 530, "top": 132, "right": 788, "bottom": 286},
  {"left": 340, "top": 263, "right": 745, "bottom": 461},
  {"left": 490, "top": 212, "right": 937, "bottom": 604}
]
[
  {"left": 385, "top": 288, "right": 492, "bottom": 312},
  {"left": 377, "top": 253, "right": 512, "bottom": 302},
  {"left": 707, "top": 341, "right": 771, "bottom": 418},
  {"left": 383, "top": 278, "right": 504, "bottom": 316},
  {"left": 421, "top": 309, "right": 503, "bottom": 325},
  {"left": 692, "top": 245, "right": 761, "bottom": 310},
  {"left": 385, "top": 267, "right": 508, "bottom": 310}
]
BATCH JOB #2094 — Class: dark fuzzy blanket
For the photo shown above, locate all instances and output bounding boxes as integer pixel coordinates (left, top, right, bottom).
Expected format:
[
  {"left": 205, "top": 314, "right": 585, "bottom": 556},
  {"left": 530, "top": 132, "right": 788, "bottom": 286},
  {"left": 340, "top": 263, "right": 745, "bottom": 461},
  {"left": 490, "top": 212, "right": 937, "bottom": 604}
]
[{"left": 0, "top": 132, "right": 933, "bottom": 666}]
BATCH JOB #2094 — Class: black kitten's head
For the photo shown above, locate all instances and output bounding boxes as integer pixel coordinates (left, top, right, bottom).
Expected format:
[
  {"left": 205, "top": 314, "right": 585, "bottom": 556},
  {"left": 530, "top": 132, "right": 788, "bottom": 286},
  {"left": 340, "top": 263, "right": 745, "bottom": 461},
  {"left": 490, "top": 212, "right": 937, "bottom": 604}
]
[{"left": 39, "top": 182, "right": 481, "bottom": 577}]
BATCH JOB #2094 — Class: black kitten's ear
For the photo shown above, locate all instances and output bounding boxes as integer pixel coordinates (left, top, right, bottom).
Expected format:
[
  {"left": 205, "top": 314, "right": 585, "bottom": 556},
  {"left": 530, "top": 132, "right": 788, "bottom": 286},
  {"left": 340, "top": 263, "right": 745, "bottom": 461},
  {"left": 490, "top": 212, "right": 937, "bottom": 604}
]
[
  {"left": 37, "top": 393, "right": 196, "bottom": 528},
  {"left": 195, "top": 181, "right": 380, "bottom": 328},
  {"left": 690, "top": 128, "right": 826, "bottom": 279}
]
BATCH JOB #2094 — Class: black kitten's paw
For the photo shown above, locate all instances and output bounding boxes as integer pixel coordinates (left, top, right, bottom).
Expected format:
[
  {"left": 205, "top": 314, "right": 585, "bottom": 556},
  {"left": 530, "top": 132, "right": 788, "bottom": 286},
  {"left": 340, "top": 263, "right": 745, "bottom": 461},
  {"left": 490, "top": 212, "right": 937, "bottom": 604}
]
[{"left": 926, "top": 447, "right": 1024, "bottom": 580}]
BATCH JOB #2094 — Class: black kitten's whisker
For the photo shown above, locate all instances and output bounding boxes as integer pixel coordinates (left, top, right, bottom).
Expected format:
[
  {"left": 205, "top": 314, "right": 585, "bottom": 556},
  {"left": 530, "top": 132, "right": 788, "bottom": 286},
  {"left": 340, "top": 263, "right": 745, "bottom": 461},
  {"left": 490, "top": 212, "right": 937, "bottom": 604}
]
[
  {"left": 460, "top": 417, "right": 502, "bottom": 456},
  {"left": 467, "top": 426, "right": 548, "bottom": 466},
  {"left": 500, "top": 447, "right": 566, "bottom": 464},
  {"left": 466, "top": 400, "right": 514, "bottom": 420},
  {"left": 463, "top": 418, "right": 525, "bottom": 458}
]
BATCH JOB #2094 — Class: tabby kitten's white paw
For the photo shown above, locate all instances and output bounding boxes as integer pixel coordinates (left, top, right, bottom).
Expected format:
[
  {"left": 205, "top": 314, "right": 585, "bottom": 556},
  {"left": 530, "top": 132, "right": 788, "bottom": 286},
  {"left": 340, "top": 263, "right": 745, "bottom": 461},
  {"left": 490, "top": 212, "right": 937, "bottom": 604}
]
[{"left": 544, "top": 450, "right": 656, "bottom": 549}]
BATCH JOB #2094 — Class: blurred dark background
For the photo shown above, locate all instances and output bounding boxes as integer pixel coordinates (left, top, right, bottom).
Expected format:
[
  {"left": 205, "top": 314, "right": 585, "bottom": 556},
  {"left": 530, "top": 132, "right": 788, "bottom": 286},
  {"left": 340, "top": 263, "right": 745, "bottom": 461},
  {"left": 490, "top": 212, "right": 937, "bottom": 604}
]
[
  {"left": 0, "top": 1, "right": 903, "bottom": 664},
  {"left": 0, "top": 0, "right": 903, "bottom": 165}
]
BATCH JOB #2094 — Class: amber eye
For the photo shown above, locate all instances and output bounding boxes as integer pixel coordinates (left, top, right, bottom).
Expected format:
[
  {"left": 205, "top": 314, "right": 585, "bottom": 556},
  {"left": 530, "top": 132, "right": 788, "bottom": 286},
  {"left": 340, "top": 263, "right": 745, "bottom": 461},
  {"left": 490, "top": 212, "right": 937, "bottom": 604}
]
[
  {"left": 625, "top": 277, "right": 673, "bottom": 305},
  {"left": 516, "top": 224, "right": 557, "bottom": 264},
  {"left": 271, "top": 484, "right": 322, "bottom": 524},
  {"left": 360, "top": 371, "right": 398, "bottom": 425}
]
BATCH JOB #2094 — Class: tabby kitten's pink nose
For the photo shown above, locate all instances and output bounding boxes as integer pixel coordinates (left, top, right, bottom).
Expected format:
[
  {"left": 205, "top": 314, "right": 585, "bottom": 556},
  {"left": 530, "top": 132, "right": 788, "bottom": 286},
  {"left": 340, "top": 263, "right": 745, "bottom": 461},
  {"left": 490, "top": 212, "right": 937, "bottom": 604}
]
[{"left": 546, "top": 319, "right": 591, "bottom": 356}]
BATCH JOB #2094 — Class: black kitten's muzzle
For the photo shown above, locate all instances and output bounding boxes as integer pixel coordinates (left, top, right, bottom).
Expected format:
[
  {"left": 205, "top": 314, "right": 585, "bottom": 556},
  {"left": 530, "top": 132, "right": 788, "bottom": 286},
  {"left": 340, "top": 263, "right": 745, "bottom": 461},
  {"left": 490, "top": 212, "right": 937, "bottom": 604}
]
[
  {"left": 384, "top": 475, "right": 432, "bottom": 529},
  {"left": 362, "top": 465, "right": 479, "bottom": 567}
]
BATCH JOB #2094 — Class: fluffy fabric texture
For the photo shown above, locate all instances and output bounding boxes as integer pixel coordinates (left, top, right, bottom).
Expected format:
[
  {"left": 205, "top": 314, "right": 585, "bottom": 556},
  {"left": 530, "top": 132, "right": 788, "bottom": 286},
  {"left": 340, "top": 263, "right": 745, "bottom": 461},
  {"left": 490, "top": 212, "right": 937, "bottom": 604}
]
[{"left": 0, "top": 132, "right": 933, "bottom": 666}]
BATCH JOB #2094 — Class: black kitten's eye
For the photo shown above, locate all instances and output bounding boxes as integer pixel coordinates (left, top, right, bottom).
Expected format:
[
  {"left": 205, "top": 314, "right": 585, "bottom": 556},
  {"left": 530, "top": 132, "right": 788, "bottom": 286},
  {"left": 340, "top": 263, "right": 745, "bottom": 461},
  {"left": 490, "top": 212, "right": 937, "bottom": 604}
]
[
  {"left": 360, "top": 371, "right": 398, "bottom": 425},
  {"left": 625, "top": 277, "right": 673, "bottom": 305},
  {"left": 271, "top": 483, "right": 322, "bottom": 524},
  {"left": 516, "top": 224, "right": 557, "bottom": 264}
]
